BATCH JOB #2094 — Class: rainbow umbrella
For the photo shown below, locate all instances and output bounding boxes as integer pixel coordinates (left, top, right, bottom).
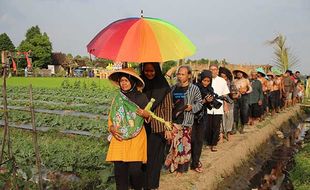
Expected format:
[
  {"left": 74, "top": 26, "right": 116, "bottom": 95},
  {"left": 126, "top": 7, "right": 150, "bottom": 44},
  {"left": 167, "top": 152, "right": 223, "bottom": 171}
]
[{"left": 87, "top": 17, "right": 196, "bottom": 62}]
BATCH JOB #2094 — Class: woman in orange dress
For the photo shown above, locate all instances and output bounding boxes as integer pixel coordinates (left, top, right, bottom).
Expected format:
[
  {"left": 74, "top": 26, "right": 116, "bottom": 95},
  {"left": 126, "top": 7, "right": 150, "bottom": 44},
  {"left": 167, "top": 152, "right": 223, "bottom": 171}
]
[{"left": 106, "top": 68, "right": 150, "bottom": 190}]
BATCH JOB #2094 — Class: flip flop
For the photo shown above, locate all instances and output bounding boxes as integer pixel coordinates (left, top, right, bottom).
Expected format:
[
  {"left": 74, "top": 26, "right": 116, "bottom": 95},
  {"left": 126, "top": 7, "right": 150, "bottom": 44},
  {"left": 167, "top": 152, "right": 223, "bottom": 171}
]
[{"left": 194, "top": 167, "right": 203, "bottom": 173}]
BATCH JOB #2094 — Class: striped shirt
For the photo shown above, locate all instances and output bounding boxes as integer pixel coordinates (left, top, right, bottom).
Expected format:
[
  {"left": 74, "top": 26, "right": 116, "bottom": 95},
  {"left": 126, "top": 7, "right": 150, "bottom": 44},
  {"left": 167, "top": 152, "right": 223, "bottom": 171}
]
[
  {"left": 172, "top": 83, "right": 203, "bottom": 127},
  {"left": 150, "top": 93, "right": 173, "bottom": 133}
]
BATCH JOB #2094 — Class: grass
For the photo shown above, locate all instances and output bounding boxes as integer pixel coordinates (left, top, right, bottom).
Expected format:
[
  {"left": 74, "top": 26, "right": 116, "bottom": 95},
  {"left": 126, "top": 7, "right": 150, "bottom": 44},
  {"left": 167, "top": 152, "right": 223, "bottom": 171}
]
[
  {"left": 0, "top": 77, "right": 115, "bottom": 89},
  {"left": 290, "top": 142, "right": 310, "bottom": 190}
]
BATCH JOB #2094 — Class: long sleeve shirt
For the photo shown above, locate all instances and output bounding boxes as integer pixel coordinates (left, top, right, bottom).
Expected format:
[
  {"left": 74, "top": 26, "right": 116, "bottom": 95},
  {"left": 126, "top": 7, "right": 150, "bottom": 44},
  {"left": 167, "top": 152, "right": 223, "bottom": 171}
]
[
  {"left": 249, "top": 79, "right": 264, "bottom": 104},
  {"left": 172, "top": 83, "right": 203, "bottom": 127}
]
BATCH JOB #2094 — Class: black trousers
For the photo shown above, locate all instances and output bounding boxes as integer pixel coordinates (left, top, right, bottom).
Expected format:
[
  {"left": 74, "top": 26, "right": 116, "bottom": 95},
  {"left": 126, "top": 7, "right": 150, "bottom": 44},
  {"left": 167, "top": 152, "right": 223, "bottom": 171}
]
[
  {"left": 274, "top": 90, "right": 281, "bottom": 109},
  {"left": 145, "top": 133, "right": 166, "bottom": 189},
  {"left": 114, "top": 161, "right": 143, "bottom": 190},
  {"left": 206, "top": 114, "right": 222, "bottom": 146},
  {"left": 191, "top": 116, "right": 206, "bottom": 169},
  {"left": 268, "top": 91, "right": 277, "bottom": 110},
  {"left": 234, "top": 94, "right": 249, "bottom": 125}
]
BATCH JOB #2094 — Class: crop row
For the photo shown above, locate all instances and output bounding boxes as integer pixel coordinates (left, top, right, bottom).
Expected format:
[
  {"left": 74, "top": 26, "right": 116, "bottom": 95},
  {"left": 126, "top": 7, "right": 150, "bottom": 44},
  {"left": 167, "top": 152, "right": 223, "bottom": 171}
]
[
  {"left": 0, "top": 110, "right": 108, "bottom": 134},
  {"left": 6, "top": 86, "right": 117, "bottom": 100},
  {"left": 3, "top": 100, "right": 110, "bottom": 115}
]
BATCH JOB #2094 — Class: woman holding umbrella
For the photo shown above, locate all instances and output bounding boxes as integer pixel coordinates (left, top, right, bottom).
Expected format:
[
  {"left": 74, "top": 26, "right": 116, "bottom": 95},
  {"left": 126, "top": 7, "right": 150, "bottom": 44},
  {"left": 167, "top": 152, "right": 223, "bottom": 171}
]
[
  {"left": 106, "top": 68, "right": 151, "bottom": 190},
  {"left": 140, "top": 62, "right": 173, "bottom": 189}
]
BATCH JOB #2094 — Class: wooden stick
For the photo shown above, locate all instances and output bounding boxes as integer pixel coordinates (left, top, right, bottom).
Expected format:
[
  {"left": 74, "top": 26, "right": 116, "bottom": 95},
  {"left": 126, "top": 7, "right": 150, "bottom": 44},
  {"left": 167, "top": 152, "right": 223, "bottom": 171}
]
[
  {"left": 0, "top": 51, "right": 18, "bottom": 189},
  {"left": 0, "top": 51, "right": 11, "bottom": 163},
  {"left": 29, "top": 84, "right": 43, "bottom": 190}
]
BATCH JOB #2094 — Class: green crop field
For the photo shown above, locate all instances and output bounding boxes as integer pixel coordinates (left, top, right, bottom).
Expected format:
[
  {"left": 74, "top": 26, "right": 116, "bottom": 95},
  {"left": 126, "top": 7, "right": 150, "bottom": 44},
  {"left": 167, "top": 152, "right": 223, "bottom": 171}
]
[
  {"left": 0, "top": 77, "right": 115, "bottom": 89},
  {"left": 0, "top": 77, "right": 117, "bottom": 189}
]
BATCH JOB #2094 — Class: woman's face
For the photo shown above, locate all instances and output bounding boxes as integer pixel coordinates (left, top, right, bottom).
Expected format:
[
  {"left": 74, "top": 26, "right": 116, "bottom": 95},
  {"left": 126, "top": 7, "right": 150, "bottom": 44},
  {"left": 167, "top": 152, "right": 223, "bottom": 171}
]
[
  {"left": 237, "top": 72, "right": 243, "bottom": 79},
  {"left": 202, "top": 77, "right": 211, "bottom": 87},
  {"left": 143, "top": 64, "right": 156, "bottom": 80},
  {"left": 120, "top": 76, "right": 132, "bottom": 91},
  {"left": 220, "top": 73, "right": 227, "bottom": 81}
]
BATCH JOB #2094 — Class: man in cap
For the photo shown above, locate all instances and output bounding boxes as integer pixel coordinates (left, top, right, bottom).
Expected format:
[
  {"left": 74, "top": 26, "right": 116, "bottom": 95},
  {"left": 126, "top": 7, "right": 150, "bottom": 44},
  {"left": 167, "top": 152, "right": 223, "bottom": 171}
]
[
  {"left": 248, "top": 70, "right": 264, "bottom": 125},
  {"left": 233, "top": 69, "right": 252, "bottom": 133},
  {"left": 282, "top": 70, "right": 294, "bottom": 108},
  {"left": 273, "top": 72, "right": 283, "bottom": 112},
  {"left": 257, "top": 70, "right": 268, "bottom": 119},
  {"left": 267, "top": 72, "right": 276, "bottom": 115}
]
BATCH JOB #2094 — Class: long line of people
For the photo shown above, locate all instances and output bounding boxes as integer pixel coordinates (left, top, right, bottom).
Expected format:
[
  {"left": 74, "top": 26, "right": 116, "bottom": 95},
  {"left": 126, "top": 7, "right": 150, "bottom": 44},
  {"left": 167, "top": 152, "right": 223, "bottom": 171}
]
[{"left": 105, "top": 63, "right": 304, "bottom": 190}]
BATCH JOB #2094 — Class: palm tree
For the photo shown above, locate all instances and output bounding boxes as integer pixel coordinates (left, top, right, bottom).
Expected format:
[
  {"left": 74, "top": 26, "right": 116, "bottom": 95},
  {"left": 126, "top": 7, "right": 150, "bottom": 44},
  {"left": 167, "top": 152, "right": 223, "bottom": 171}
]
[{"left": 267, "top": 34, "right": 298, "bottom": 72}]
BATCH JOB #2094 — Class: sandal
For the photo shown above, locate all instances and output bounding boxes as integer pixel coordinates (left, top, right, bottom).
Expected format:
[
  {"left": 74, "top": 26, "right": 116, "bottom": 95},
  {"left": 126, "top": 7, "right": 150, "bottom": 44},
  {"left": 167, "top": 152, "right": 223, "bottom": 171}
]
[
  {"left": 198, "top": 161, "right": 202, "bottom": 168},
  {"left": 194, "top": 167, "right": 203, "bottom": 173},
  {"left": 211, "top": 147, "right": 218, "bottom": 152}
]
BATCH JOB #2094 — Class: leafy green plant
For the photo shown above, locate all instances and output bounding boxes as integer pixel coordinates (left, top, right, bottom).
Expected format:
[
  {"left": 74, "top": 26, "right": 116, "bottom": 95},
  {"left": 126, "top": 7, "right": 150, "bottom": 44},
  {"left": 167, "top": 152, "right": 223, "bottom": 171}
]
[
  {"left": 290, "top": 143, "right": 310, "bottom": 190},
  {"left": 267, "top": 34, "right": 298, "bottom": 72},
  {"left": 1, "top": 129, "right": 114, "bottom": 189}
]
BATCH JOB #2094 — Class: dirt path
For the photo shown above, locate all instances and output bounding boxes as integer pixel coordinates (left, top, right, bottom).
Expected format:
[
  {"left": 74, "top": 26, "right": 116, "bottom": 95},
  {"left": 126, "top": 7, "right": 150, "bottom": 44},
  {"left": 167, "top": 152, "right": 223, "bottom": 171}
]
[{"left": 160, "top": 106, "right": 302, "bottom": 190}]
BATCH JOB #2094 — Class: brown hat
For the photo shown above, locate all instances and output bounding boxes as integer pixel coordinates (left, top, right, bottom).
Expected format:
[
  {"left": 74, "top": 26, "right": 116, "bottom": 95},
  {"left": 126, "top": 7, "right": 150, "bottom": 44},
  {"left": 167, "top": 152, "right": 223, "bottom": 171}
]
[
  {"left": 233, "top": 69, "right": 248, "bottom": 78},
  {"left": 108, "top": 68, "right": 145, "bottom": 88},
  {"left": 266, "top": 71, "right": 275, "bottom": 77}
]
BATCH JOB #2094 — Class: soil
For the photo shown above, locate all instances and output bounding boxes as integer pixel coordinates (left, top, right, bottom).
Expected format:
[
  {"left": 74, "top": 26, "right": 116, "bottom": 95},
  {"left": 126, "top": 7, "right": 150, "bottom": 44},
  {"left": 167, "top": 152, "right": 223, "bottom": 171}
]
[{"left": 159, "top": 106, "right": 302, "bottom": 190}]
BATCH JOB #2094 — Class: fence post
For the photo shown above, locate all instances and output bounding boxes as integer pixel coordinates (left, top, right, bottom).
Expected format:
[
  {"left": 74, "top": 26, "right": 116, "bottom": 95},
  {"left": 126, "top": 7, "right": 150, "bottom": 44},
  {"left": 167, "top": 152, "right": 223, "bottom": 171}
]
[{"left": 29, "top": 84, "right": 43, "bottom": 190}]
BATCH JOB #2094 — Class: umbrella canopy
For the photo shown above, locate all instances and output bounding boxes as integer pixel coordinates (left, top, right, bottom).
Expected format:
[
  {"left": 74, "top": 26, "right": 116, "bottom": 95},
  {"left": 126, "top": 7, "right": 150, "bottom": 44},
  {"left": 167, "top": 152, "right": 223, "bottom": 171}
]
[{"left": 87, "top": 17, "right": 196, "bottom": 62}]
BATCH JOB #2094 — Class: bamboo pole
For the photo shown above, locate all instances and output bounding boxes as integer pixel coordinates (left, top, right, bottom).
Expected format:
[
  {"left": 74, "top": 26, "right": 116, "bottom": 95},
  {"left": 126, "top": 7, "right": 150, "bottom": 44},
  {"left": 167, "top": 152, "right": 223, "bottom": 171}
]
[
  {"left": 0, "top": 51, "right": 11, "bottom": 163},
  {"left": 0, "top": 51, "right": 18, "bottom": 189},
  {"left": 29, "top": 84, "right": 43, "bottom": 190}
]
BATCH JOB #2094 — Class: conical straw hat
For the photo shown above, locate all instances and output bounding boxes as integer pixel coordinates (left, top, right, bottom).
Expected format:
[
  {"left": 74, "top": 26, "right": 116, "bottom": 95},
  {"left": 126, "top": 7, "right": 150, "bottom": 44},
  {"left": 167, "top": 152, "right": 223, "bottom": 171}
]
[{"left": 108, "top": 68, "right": 145, "bottom": 88}]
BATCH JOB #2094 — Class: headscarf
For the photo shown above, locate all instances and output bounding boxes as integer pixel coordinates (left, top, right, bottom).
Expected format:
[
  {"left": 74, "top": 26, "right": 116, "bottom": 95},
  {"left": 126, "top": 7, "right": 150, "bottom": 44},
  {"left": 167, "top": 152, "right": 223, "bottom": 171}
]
[
  {"left": 196, "top": 70, "right": 213, "bottom": 98},
  {"left": 118, "top": 73, "right": 148, "bottom": 108},
  {"left": 140, "top": 62, "right": 171, "bottom": 111},
  {"left": 219, "top": 67, "right": 233, "bottom": 81}
]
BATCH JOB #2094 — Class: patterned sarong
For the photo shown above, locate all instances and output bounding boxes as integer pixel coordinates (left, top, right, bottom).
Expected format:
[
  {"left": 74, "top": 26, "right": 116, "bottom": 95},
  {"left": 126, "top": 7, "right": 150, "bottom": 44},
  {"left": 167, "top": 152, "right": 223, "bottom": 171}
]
[
  {"left": 110, "top": 92, "right": 144, "bottom": 140},
  {"left": 165, "top": 124, "right": 192, "bottom": 172}
]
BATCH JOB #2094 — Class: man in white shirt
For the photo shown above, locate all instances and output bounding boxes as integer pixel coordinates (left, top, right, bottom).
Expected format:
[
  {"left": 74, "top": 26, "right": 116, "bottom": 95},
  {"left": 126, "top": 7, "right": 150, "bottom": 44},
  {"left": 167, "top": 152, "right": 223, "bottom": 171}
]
[{"left": 206, "top": 64, "right": 230, "bottom": 151}]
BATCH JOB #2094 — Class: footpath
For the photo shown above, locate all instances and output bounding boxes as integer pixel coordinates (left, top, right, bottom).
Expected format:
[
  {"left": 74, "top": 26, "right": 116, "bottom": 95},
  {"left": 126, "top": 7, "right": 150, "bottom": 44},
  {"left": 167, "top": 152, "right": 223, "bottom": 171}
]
[{"left": 160, "top": 105, "right": 302, "bottom": 190}]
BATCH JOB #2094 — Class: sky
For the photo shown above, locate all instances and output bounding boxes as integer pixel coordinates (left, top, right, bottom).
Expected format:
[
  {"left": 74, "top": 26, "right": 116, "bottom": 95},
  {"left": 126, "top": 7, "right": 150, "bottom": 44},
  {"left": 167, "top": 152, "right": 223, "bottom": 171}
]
[{"left": 1, "top": 0, "right": 310, "bottom": 73}]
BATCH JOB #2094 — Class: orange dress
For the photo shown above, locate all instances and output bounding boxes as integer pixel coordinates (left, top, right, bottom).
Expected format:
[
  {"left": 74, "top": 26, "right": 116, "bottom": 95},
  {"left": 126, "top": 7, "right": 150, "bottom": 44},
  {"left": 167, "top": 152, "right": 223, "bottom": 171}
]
[{"left": 106, "top": 114, "right": 147, "bottom": 163}]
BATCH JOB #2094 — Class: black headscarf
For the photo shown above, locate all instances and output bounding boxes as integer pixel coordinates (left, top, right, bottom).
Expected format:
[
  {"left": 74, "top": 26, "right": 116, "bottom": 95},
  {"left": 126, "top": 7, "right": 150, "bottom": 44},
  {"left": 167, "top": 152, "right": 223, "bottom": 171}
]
[
  {"left": 118, "top": 73, "right": 148, "bottom": 108},
  {"left": 196, "top": 70, "right": 213, "bottom": 98},
  {"left": 140, "top": 62, "right": 171, "bottom": 111},
  {"left": 219, "top": 67, "right": 233, "bottom": 81}
]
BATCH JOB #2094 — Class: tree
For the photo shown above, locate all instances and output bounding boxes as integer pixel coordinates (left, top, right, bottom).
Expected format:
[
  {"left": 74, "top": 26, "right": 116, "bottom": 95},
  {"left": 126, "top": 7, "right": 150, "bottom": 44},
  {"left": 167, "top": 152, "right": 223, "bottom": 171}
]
[
  {"left": 51, "top": 52, "right": 66, "bottom": 65},
  {"left": 0, "top": 33, "right": 15, "bottom": 62},
  {"left": 162, "top": 60, "right": 177, "bottom": 75},
  {"left": 63, "top": 53, "right": 78, "bottom": 76},
  {"left": 267, "top": 34, "right": 298, "bottom": 72},
  {"left": 18, "top": 26, "right": 52, "bottom": 68}
]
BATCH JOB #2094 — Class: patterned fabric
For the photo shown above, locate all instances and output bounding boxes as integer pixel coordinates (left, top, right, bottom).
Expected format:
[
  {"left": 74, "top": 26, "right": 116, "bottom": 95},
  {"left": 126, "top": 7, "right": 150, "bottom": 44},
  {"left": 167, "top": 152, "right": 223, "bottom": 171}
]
[
  {"left": 151, "top": 93, "right": 173, "bottom": 133},
  {"left": 165, "top": 125, "right": 192, "bottom": 172},
  {"left": 110, "top": 92, "right": 144, "bottom": 140}
]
